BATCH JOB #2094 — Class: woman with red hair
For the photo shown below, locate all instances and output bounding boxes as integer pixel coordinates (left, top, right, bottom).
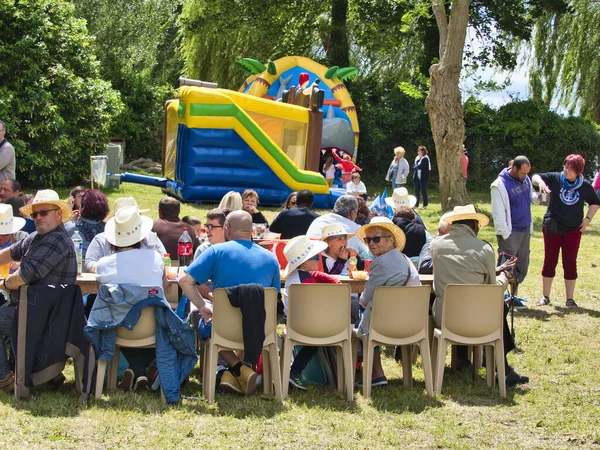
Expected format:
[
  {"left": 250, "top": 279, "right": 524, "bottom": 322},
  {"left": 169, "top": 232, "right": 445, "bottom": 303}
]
[{"left": 532, "top": 154, "right": 600, "bottom": 308}]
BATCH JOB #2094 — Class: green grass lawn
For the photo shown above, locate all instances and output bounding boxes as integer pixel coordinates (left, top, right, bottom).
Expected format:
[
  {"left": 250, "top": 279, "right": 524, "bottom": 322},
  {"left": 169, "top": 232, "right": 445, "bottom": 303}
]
[{"left": 2, "top": 181, "right": 600, "bottom": 448}]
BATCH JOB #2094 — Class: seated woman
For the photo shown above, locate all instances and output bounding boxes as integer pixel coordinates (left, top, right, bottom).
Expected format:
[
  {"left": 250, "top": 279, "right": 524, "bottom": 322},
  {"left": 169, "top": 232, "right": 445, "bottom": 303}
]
[
  {"left": 282, "top": 235, "right": 339, "bottom": 390},
  {"left": 242, "top": 189, "right": 269, "bottom": 226},
  {"left": 95, "top": 206, "right": 168, "bottom": 392},
  {"left": 392, "top": 206, "right": 427, "bottom": 262},
  {"left": 320, "top": 223, "right": 354, "bottom": 275},
  {"left": 346, "top": 173, "right": 367, "bottom": 200},
  {"left": 281, "top": 192, "right": 298, "bottom": 210},
  {"left": 72, "top": 190, "right": 110, "bottom": 259},
  {"left": 355, "top": 197, "right": 371, "bottom": 226},
  {"left": 355, "top": 217, "right": 421, "bottom": 387}
]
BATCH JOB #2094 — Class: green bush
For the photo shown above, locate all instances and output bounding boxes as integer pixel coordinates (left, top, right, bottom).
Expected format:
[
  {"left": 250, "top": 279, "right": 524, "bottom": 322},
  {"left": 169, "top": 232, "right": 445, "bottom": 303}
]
[{"left": 0, "top": 0, "right": 122, "bottom": 187}]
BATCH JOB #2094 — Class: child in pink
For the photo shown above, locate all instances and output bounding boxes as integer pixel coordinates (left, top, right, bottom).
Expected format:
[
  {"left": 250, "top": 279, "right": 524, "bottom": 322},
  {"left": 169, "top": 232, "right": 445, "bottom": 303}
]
[{"left": 332, "top": 148, "right": 361, "bottom": 185}]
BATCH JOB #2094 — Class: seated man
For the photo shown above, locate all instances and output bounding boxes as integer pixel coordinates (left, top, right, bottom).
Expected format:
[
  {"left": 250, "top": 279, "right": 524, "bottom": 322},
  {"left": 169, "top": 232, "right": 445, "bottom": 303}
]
[
  {"left": 431, "top": 205, "right": 528, "bottom": 386},
  {"left": 179, "top": 210, "right": 280, "bottom": 396},
  {"left": 0, "top": 190, "right": 77, "bottom": 391},
  {"left": 418, "top": 214, "right": 451, "bottom": 274},
  {"left": 269, "top": 189, "right": 320, "bottom": 239},
  {"left": 0, "top": 179, "right": 22, "bottom": 202},
  {"left": 392, "top": 206, "right": 427, "bottom": 261},
  {"left": 152, "top": 197, "right": 198, "bottom": 259}
]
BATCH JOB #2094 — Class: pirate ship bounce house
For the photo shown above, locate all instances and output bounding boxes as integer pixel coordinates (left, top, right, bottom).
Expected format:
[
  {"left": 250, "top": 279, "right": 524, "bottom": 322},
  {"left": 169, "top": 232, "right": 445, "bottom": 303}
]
[{"left": 122, "top": 56, "right": 360, "bottom": 208}]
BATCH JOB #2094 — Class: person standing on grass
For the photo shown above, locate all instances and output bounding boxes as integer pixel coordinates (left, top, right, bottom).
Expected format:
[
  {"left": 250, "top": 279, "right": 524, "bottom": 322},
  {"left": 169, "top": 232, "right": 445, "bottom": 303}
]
[
  {"left": 490, "top": 155, "right": 539, "bottom": 297},
  {"left": 532, "top": 154, "right": 599, "bottom": 308},
  {"left": 413, "top": 145, "right": 431, "bottom": 209},
  {"left": 0, "top": 120, "right": 16, "bottom": 183},
  {"left": 386, "top": 146, "right": 410, "bottom": 189}
]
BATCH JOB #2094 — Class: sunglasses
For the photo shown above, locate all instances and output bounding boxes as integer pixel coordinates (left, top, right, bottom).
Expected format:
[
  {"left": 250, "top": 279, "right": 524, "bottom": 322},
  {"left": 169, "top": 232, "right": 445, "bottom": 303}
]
[
  {"left": 205, "top": 224, "right": 224, "bottom": 231},
  {"left": 31, "top": 208, "right": 59, "bottom": 219},
  {"left": 364, "top": 235, "right": 392, "bottom": 244}
]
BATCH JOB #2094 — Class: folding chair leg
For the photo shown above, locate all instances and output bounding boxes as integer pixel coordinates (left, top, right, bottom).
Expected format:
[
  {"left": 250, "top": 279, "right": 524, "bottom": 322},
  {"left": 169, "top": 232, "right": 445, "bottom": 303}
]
[
  {"left": 262, "top": 349, "right": 273, "bottom": 396},
  {"left": 363, "top": 338, "right": 374, "bottom": 399},
  {"left": 95, "top": 359, "right": 108, "bottom": 399},
  {"left": 205, "top": 343, "right": 219, "bottom": 404},
  {"left": 419, "top": 339, "right": 434, "bottom": 397},
  {"left": 401, "top": 345, "right": 413, "bottom": 387},
  {"left": 107, "top": 346, "right": 120, "bottom": 391},
  {"left": 267, "top": 343, "right": 283, "bottom": 401},
  {"left": 434, "top": 338, "right": 447, "bottom": 395},
  {"left": 496, "top": 340, "right": 506, "bottom": 397},
  {"left": 335, "top": 346, "right": 344, "bottom": 394},
  {"left": 485, "top": 345, "right": 495, "bottom": 388},
  {"left": 280, "top": 337, "right": 294, "bottom": 398},
  {"left": 342, "top": 339, "right": 354, "bottom": 401}
]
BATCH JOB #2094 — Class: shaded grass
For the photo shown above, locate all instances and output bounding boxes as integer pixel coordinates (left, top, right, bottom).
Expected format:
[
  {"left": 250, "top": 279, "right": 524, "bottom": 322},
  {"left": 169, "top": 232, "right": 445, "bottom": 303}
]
[{"left": 3, "top": 182, "right": 600, "bottom": 448}]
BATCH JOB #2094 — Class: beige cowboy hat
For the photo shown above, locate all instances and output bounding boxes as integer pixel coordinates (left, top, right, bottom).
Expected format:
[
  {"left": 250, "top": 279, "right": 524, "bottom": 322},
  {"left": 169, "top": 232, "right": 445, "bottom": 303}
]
[
  {"left": 20, "top": 189, "right": 72, "bottom": 223},
  {"left": 283, "top": 235, "right": 328, "bottom": 276},
  {"left": 321, "top": 223, "right": 354, "bottom": 241},
  {"left": 441, "top": 204, "right": 489, "bottom": 228},
  {"left": 104, "top": 206, "right": 154, "bottom": 247},
  {"left": 355, "top": 216, "right": 406, "bottom": 252},
  {"left": 0, "top": 204, "right": 26, "bottom": 234},
  {"left": 113, "top": 197, "right": 149, "bottom": 213},
  {"left": 385, "top": 187, "right": 417, "bottom": 209}
]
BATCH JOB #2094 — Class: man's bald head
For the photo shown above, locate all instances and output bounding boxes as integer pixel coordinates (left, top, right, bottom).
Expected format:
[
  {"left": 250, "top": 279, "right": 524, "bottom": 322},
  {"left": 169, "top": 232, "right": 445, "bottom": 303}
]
[{"left": 224, "top": 210, "right": 253, "bottom": 241}]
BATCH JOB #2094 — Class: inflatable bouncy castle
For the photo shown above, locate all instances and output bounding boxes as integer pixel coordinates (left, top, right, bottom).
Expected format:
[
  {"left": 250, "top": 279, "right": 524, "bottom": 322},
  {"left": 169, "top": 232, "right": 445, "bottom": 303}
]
[{"left": 132, "top": 56, "right": 359, "bottom": 207}]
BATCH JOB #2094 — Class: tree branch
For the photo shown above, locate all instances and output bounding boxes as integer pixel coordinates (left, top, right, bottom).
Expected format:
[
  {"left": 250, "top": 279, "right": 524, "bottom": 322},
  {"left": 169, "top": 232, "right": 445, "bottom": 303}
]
[{"left": 431, "top": 0, "right": 448, "bottom": 59}]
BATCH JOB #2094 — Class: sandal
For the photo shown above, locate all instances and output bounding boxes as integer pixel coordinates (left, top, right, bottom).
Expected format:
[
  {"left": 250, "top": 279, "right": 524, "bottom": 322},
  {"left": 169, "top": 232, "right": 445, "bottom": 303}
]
[
  {"left": 565, "top": 299, "right": 578, "bottom": 308},
  {"left": 536, "top": 295, "right": 551, "bottom": 306}
]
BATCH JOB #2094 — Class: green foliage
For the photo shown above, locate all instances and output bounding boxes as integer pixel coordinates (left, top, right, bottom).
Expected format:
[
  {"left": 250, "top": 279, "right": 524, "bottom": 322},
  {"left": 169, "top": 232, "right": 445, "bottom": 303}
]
[
  {"left": 72, "top": 0, "right": 181, "bottom": 162},
  {"left": 0, "top": 0, "right": 122, "bottom": 187}
]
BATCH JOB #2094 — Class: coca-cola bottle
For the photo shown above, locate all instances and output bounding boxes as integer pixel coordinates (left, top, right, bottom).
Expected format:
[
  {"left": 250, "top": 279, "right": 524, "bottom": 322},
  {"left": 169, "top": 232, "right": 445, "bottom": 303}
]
[{"left": 178, "top": 227, "right": 193, "bottom": 267}]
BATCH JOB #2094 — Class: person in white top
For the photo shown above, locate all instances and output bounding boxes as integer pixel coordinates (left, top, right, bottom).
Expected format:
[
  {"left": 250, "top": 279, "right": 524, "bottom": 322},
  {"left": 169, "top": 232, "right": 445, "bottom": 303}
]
[{"left": 346, "top": 173, "right": 367, "bottom": 198}]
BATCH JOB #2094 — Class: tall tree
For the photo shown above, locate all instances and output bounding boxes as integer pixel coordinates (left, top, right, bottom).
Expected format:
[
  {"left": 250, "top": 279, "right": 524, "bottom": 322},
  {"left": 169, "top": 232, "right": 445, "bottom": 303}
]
[
  {"left": 527, "top": 0, "right": 599, "bottom": 123},
  {"left": 426, "top": 0, "right": 471, "bottom": 209}
]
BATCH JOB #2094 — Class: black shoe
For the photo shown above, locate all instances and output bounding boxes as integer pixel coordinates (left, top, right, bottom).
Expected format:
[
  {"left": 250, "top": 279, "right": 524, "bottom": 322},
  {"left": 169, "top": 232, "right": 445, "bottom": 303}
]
[
  {"left": 505, "top": 369, "right": 529, "bottom": 387},
  {"left": 47, "top": 373, "right": 66, "bottom": 391}
]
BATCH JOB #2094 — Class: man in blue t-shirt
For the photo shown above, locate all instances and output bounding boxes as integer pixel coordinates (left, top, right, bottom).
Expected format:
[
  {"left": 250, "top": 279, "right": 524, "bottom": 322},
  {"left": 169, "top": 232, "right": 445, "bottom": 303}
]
[
  {"left": 490, "top": 156, "right": 539, "bottom": 294},
  {"left": 179, "top": 210, "right": 280, "bottom": 396}
]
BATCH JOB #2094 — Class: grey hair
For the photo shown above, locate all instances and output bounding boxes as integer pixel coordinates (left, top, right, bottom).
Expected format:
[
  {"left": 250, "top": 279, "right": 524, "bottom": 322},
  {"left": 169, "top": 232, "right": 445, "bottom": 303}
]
[
  {"left": 333, "top": 195, "right": 359, "bottom": 218},
  {"left": 0, "top": 120, "right": 5, "bottom": 131}
]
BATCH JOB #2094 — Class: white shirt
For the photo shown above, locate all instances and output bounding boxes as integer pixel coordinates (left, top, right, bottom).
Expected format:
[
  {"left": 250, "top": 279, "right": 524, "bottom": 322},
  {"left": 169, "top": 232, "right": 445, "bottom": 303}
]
[
  {"left": 346, "top": 181, "right": 367, "bottom": 195},
  {"left": 96, "top": 248, "right": 164, "bottom": 286}
]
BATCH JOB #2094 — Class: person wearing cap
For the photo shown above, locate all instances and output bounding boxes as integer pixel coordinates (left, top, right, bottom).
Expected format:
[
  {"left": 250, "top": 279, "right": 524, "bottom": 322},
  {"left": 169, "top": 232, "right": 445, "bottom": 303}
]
[
  {"left": 431, "top": 205, "right": 528, "bottom": 386},
  {"left": 0, "top": 190, "right": 77, "bottom": 391},
  {"left": 306, "top": 195, "right": 372, "bottom": 260},
  {"left": 385, "top": 187, "right": 427, "bottom": 228},
  {"left": 282, "top": 235, "right": 339, "bottom": 390},
  {"left": 85, "top": 197, "right": 165, "bottom": 273},
  {"left": 179, "top": 210, "right": 280, "bottom": 396},
  {"left": 355, "top": 217, "right": 421, "bottom": 387},
  {"left": 532, "top": 154, "right": 599, "bottom": 308},
  {"left": 320, "top": 223, "right": 356, "bottom": 275},
  {"left": 89, "top": 206, "right": 195, "bottom": 399}
]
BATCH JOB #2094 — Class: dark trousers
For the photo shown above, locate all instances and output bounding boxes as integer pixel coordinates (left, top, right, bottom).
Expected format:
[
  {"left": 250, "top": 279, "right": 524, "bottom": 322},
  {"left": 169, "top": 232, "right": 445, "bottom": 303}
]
[
  {"left": 413, "top": 178, "right": 428, "bottom": 207},
  {"left": 542, "top": 227, "right": 582, "bottom": 280}
]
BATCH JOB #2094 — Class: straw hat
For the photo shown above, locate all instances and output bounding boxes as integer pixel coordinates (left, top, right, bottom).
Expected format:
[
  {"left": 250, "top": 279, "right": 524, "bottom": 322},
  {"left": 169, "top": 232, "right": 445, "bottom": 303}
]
[
  {"left": 0, "top": 204, "right": 26, "bottom": 234},
  {"left": 113, "top": 197, "right": 149, "bottom": 213},
  {"left": 283, "top": 235, "right": 328, "bottom": 276},
  {"left": 104, "top": 206, "right": 154, "bottom": 247},
  {"left": 355, "top": 217, "right": 406, "bottom": 251},
  {"left": 20, "top": 189, "right": 72, "bottom": 223},
  {"left": 321, "top": 223, "right": 354, "bottom": 241},
  {"left": 385, "top": 187, "right": 417, "bottom": 209},
  {"left": 441, "top": 204, "right": 489, "bottom": 228}
]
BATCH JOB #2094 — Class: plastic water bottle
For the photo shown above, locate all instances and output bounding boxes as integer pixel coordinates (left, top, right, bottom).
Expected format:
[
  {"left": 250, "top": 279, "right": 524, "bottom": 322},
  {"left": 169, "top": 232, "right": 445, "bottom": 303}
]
[
  {"left": 178, "top": 228, "right": 193, "bottom": 267},
  {"left": 163, "top": 253, "right": 171, "bottom": 268},
  {"left": 72, "top": 231, "right": 83, "bottom": 275}
]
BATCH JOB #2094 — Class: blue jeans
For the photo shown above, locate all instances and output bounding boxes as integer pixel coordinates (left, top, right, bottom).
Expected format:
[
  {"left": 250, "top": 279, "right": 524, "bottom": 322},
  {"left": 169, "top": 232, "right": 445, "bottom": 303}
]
[{"left": 0, "top": 306, "right": 15, "bottom": 378}]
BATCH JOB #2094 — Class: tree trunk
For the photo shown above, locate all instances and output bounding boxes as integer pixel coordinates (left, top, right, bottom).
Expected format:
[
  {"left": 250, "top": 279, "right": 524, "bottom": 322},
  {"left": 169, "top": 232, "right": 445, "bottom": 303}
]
[
  {"left": 426, "top": 0, "right": 471, "bottom": 210},
  {"left": 328, "top": 0, "right": 350, "bottom": 69}
]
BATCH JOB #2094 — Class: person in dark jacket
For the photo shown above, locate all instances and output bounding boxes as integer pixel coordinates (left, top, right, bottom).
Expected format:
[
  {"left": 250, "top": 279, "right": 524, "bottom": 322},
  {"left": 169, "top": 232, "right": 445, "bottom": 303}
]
[
  {"left": 413, "top": 145, "right": 431, "bottom": 209},
  {"left": 392, "top": 206, "right": 427, "bottom": 259},
  {"left": 152, "top": 197, "right": 198, "bottom": 258},
  {"left": 269, "top": 190, "right": 319, "bottom": 239}
]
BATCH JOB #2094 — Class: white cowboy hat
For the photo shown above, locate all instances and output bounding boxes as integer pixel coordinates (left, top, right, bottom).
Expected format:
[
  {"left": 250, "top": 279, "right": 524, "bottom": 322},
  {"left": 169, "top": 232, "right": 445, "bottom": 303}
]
[
  {"left": 113, "top": 197, "right": 149, "bottom": 213},
  {"left": 20, "top": 189, "right": 72, "bottom": 223},
  {"left": 104, "top": 206, "right": 154, "bottom": 247},
  {"left": 321, "top": 223, "right": 354, "bottom": 241},
  {"left": 441, "top": 204, "right": 489, "bottom": 228},
  {"left": 0, "top": 204, "right": 26, "bottom": 234},
  {"left": 283, "top": 235, "right": 328, "bottom": 276},
  {"left": 385, "top": 187, "right": 417, "bottom": 209},
  {"left": 355, "top": 216, "right": 406, "bottom": 252}
]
